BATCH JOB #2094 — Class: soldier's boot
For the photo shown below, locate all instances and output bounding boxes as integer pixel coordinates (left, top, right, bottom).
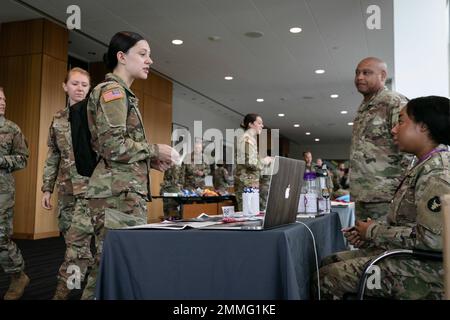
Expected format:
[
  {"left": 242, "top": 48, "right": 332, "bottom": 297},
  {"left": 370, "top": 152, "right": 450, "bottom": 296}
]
[
  {"left": 52, "top": 279, "right": 71, "bottom": 300},
  {"left": 3, "top": 271, "right": 30, "bottom": 300}
]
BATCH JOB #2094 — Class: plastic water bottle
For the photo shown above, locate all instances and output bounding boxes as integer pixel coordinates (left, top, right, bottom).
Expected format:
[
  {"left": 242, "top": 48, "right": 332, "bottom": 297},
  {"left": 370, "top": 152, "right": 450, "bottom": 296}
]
[
  {"left": 298, "top": 172, "right": 318, "bottom": 213},
  {"left": 243, "top": 187, "right": 260, "bottom": 217}
]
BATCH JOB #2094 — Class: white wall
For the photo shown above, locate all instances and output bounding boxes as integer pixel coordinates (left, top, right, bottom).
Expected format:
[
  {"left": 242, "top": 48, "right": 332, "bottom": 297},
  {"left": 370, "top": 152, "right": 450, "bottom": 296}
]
[
  {"left": 290, "top": 141, "right": 351, "bottom": 160},
  {"left": 172, "top": 94, "right": 242, "bottom": 157},
  {"left": 394, "top": 0, "right": 449, "bottom": 98}
]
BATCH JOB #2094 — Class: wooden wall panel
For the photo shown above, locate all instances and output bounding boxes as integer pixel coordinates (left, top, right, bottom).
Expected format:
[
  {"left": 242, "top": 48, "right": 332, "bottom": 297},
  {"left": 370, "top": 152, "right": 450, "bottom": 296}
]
[
  {"left": 0, "top": 19, "right": 44, "bottom": 57},
  {"left": 0, "top": 18, "right": 68, "bottom": 239},
  {"left": 43, "top": 20, "right": 69, "bottom": 61},
  {"left": 146, "top": 73, "right": 172, "bottom": 104},
  {"left": 0, "top": 55, "right": 43, "bottom": 237},
  {"left": 34, "top": 55, "right": 67, "bottom": 237}
]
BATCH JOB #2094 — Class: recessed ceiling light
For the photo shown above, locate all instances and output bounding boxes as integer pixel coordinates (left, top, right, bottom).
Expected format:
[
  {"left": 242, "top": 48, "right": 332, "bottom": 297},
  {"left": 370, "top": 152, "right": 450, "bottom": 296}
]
[
  {"left": 305, "top": 132, "right": 311, "bottom": 136},
  {"left": 244, "top": 31, "right": 264, "bottom": 38},
  {"left": 278, "top": 113, "right": 285, "bottom": 117},
  {"left": 348, "top": 122, "right": 354, "bottom": 126},
  {"left": 171, "top": 39, "right": 183, "bottom": 45},
  {"left": 208, "top": 36, "right": 221, "bottom": 42},
  {"left": 289, "top": 27, "right": 302, "bottom": 34},
  {"left": 330, "top": 94, "right": 339, "bottom": 98},
  {"left": 294, "top": 124, "right": 300, "bottom": 128},
  {"left": 315, "top": 138, "right": 320, "bottom": 142},
  {"left": 340, "top": 110, "right": 348, "bottom": 114},
  {"left": 256, "top": 98, "right": 264, "bottom": 102},
  {"left": 224, "top": 76, "right": 233, "bottom": 80},
  {"left": 315, "top": 69, "right": 325, "bottom": 74}
]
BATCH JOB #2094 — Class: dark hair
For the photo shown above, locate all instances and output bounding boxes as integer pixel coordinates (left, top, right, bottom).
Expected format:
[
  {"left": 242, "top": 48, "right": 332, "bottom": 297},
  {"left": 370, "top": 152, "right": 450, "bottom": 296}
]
[
  {"left": 406, "top": 96, "right": 450, "bottom": 145},
  {"left": 240, "top": 113, "right": 261, "bottom": 130},
  {"left": 103, "top": 31, "right": 145, "bottom": 70}
]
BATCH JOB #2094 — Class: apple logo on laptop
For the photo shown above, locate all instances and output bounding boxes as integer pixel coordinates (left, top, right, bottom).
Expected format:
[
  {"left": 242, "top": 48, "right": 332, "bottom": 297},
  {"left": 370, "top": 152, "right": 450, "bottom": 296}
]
[{"left": 285, "top": 184, "right": 291, "bottom": 199}]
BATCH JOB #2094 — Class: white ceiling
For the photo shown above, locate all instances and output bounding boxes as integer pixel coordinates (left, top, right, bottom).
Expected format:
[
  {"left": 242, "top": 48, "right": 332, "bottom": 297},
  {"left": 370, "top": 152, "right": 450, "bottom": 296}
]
[{"left": 2, "top": 0, "right": 395, "bottom": 145}]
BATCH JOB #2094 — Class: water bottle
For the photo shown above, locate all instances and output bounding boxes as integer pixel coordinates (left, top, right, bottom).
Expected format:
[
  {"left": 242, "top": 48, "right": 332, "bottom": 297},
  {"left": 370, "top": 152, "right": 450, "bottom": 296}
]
[
  {"left": 316, "top": 167, "right": 331, "bottom": 214},
  {"left": 298, "top": 172, "right": 318, "bottom": 213},
  {"left": 243, "top": 187, "right": 260, "bottom": 217}
]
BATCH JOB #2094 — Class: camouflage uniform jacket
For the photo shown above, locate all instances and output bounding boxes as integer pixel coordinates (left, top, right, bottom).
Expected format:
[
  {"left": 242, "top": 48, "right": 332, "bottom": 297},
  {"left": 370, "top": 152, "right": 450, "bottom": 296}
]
[
  {"left": 349, "top": 87, "right": 410, "bottom": 202},
  {"left": 234, "top": 130, "right": 264, "bottom": 188},
  {"left": 213, "top": 166, "right": 230, "bottom": 190},
  {"left": 86, "top": 73, "right": 158, "bottom": 200},
  {"left": 41, "top": 107, "right": 90, "bottom": 196},
  {"left": 0, "top": 116, "right": 29, "bottom": 193},
  {"left": 183, "top": 154, "right": 210, "bottom": 190},
  {"left": 160, "top": 164, "right": 185, "bottom": 193},
  {"left": 366, "top": 146, "right": 450, "bottom": 252}
]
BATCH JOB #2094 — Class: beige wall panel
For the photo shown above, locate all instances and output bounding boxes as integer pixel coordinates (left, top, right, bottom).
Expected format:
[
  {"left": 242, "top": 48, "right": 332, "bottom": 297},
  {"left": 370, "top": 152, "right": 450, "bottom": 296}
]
[
  {"left": 34, "top": 55, "right": 68, "bottom": 237},
  {"left": 0, "top": 55, "right": 42, "bottom": 237}
]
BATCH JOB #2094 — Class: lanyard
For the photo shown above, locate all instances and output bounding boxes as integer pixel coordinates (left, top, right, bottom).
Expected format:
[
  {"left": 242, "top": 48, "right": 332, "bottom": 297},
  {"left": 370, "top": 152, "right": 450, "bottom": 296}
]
[{"left": 393, "top": 147, "right": 447, "bottom": 198}]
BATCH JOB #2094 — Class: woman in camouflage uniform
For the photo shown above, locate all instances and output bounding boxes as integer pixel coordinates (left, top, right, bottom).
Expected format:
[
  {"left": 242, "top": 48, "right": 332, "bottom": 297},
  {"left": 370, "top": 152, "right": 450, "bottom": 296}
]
[
  {"left": 234, "top": 113, "right": 272, "bottom": 212},
  {"left": 41, "top": 68, "right": 94, "bottom": 299},
  {"left": 81, "top": 31, "right": 179, "bottom": 299},
  {"left": 318, "top": 96, "right": 450, "bottom": 300}
]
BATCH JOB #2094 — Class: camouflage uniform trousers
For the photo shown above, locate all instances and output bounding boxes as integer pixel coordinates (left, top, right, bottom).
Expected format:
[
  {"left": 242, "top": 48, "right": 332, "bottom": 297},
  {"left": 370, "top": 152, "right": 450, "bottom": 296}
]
[
  {"left": 259, "top": 175, "right": 270, "bottom": 211},
  {"left": 0, "top": 192, "right": 25, "bottom": 274},
  {"left": 57, "top": 197, "right": 94, "bottom": 286},
  {"left": 81, "top": 192, "right": 148, "bottom": 300},
  {"left": 355, "top": 201, "right": 391, "bottom": 221},
  {"left": 57, "top": 194, "right": 76, "bottom": 235},
  {"left": 314, "top": 248, "right": 443, "bottom": 300}
]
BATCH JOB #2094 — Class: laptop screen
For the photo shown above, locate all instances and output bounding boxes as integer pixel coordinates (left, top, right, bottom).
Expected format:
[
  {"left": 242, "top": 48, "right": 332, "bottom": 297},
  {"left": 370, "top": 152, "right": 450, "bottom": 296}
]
[{"left": 262, "top": 156, "right": 306, "bottom": 229}]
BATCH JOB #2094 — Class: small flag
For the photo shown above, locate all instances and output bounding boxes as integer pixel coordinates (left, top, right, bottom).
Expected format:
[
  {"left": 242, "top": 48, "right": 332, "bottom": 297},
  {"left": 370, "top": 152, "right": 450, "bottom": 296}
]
[{"left": 102, "top": 89, "right": 124, "bottom": 103}]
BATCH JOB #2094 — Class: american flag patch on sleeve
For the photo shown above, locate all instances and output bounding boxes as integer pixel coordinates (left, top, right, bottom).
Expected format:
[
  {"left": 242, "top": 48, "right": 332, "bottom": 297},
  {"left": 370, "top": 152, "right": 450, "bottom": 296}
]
[{"left": 102, "top": 88, "right": 124, "bottom": 103}]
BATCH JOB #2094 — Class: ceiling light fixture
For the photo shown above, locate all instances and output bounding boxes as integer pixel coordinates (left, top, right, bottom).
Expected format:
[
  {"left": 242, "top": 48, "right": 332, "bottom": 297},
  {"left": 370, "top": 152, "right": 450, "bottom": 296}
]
[
  {"left": 256, "top": 98, "right": 264, "bottom": 102},
  {"left": 315, "top": 69, "right": 325, "bottom": 74},
  {"left": 289, "top": 27, "right": 302, "bottom": 34},
  {"left": 171, "top": 39, "right": 183, "bottom": 45},
  {"left": 278, "top": 113, "right": 285, "bottom": 117},
  {"left": 330, "top": 94, "right": 339, "bottom": 98},
  {"left": 305, "top": 132, "right": 311, "bottom": 135},
  {"left": 340, "top": 110, "right": 348, "bottom": 114},
  {"left": 224, "top": 76, "right": 233, "bottom": 80},
  {"left": 315, "top": 138, "right": 320, "bottom": 142},
  {"left": 294, "top": 124, "right": 300, "bottom": 128},
  {"left": 348, "top": 122, "right": 354, "bottom": 126}
]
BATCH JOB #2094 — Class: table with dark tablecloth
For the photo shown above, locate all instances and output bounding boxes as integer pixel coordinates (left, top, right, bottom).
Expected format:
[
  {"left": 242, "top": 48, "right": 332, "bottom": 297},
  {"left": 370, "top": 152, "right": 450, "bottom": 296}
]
[{"left": 96, "top": 212, "right": 345, "bottom": 300}]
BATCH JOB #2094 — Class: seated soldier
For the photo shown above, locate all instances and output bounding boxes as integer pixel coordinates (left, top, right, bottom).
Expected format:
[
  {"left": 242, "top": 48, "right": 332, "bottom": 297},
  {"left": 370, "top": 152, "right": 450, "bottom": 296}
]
[{"left": 317, "top": 96, "right": 450, "bottom": 299}]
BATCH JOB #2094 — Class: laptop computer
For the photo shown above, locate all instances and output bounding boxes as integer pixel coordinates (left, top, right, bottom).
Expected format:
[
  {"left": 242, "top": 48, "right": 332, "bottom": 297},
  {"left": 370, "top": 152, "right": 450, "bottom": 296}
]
[{"left": 202, "top": 156, "right": 306, "bottom": 230}]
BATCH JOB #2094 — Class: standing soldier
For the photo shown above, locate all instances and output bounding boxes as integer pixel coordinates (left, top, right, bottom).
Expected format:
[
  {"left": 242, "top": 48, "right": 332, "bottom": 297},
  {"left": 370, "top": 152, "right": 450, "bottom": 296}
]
[
  {"left": 81, "top": 31, "right": 179, "bottom": 299},
  {"left": 0, "top": 86, "right": 30, "bottom": 300},
  {"left": 160, "top": 164, "right": 185, "bottom": 219},
  {"left": 183, "top": 141, "right": 210, "bottom": 192},
  {"left": 213, "top": 164, "right": 231, "bottom": 195},
  {"left": 350, "top": 57, "right": 410, "bottom": 220},
  {"left": 234, "top": 114, "right": 273, "bottom": 212},
  {"left": 41, "top": 68, "right": 94, "bottom": 299}
]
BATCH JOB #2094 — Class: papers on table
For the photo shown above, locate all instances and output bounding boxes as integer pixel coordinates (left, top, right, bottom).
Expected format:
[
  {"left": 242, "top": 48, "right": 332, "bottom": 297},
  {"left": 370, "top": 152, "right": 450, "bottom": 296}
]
[{"left": 125, "top": 220, "right": 220, "bottom": 230}]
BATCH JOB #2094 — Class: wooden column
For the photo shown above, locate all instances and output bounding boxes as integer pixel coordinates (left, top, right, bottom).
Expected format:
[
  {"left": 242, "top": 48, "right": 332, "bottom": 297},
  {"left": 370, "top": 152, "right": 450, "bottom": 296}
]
[{"left": 0, "top": 19, "right": 68, "bottom": 239}]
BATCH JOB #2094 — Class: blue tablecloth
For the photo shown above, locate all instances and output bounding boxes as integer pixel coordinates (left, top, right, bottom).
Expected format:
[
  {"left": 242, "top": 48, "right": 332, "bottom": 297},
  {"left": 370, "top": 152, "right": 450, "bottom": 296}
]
[{"left": 96, "top": 212, "right": 346, "bottom": 300}]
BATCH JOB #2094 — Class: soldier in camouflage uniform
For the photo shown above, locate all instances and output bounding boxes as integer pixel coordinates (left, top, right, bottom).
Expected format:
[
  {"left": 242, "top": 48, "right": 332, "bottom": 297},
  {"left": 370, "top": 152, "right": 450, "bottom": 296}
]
[
  {"left": 213, "top": 164, "right": 231, "bottom": 195},
  {"left": 317, "top": 96, "right": 450, "bottom": 300},
  {"left": 0, "top": 87, "right": 30, "bottom": 300},
  {"left": 234, "top": 114, "right": 273, "bottom": 211},
  {"left": 183, "top": 141, "right": 210, "bottom": 191},
  {"left": 350, "top": 57, "right": 411, "bottom": 220},
  {"left": 41, "top": 68, "right": 94, "bottom": 299},
  {"left": 160, "top": 164, "right": 185, "bottom": 219},
  {"left": 81, "top": 32, "right": 179, "bottom": 299}
]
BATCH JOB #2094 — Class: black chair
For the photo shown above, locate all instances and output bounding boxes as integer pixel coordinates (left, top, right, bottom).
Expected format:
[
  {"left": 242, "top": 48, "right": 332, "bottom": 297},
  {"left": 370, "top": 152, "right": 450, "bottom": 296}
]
[{"left": 355, "top": 249, "right": 443, "bottom": 300}]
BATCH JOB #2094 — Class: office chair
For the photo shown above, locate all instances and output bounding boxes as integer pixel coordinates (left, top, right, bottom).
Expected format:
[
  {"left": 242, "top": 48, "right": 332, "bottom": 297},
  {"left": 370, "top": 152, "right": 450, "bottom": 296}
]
[{"left": 355, "top": 194, "right": 450, "bottom": 300}]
